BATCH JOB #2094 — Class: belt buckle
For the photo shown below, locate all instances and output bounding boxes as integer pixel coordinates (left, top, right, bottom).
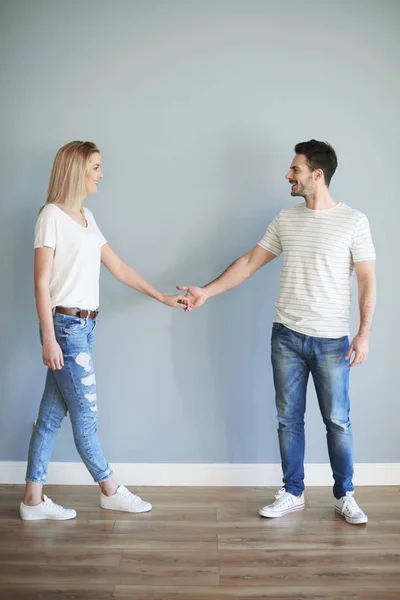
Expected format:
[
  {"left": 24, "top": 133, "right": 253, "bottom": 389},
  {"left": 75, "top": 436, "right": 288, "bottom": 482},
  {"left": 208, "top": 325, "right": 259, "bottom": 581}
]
[{"left": 79, "top": 309, "right": 89, "bottom": 319}]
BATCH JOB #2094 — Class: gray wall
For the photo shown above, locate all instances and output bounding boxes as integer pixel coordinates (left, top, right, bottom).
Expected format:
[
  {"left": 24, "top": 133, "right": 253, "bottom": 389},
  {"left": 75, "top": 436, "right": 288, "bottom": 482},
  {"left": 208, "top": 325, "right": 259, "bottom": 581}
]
[{"left": 1, "top": 0, "right": 399, "bottom": 465}]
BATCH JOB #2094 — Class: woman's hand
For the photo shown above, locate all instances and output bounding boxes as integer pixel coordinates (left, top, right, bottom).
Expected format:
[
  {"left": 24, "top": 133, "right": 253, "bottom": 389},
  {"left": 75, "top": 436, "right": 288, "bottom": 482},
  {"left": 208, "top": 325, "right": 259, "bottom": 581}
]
[
  {"left": 42, "top": 337, "right": 64, "bottom": 370},
  {"left": 162, "top": 294, "right": 191, "bottom": 311}
]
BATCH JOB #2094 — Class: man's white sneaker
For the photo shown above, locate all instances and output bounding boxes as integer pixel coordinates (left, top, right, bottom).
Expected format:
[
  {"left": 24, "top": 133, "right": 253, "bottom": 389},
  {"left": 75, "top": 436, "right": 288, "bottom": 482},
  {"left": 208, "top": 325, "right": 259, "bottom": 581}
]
[
  {"left": 100, "top": 485, "right": 152, "bottom": 513},
  {"left": 259, "top": 488, "right": 305, "bottom": 518},
  {"left": 334, "top": 491, "right": 368, "bottom": 524},
  {"left": 19, "top": 495, "right": 77, "bottom": 521}
]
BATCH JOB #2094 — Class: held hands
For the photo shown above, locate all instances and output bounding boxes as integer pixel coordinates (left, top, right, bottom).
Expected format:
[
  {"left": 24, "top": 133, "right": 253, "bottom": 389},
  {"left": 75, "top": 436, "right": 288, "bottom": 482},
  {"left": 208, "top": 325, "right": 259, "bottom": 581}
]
[
  {"left": 345, "top": 331, "right": 370, "bottom": 368},
  {"left": 162, "top": 293, "right": 192, "bottom": 311},
  {"left": 163, "top": 286, "right": 207, "bottom": 312},
  {"left": 175, "top": 286, "right": 208, "bottom": 312}
]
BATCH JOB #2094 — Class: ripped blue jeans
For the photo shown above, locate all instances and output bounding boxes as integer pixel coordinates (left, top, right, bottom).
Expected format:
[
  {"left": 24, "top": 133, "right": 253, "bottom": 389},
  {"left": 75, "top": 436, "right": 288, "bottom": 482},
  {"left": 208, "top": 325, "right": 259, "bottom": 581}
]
[{"left": 26, "top": 312, "right": 113, "bottom": 484}]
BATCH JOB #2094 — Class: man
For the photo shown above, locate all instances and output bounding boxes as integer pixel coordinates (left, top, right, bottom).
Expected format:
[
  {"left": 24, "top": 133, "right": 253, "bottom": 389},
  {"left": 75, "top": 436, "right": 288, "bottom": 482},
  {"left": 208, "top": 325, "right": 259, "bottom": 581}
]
[{"left": 178, "top": 140, "right": 376, "bottom": 525}]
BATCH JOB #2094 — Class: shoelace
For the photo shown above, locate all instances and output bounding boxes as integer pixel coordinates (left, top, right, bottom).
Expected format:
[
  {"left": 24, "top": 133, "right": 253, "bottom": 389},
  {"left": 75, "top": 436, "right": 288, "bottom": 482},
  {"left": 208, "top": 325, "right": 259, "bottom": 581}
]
[
  {"left": 43, "top": 495, "right": 66, "bottom": 515},
  {"left": 341, "top": 491, "right": 360, "bottom": 515},
  {"left": 119, "top": 486, "right": 142, "bottom": 506},
  {"left": 272, "top": 487, "right": 290, "bottom": 507}
]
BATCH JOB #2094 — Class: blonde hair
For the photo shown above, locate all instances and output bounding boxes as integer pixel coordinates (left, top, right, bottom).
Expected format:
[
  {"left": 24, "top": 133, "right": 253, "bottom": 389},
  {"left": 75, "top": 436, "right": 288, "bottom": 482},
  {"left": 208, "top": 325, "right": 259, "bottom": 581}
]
[{"left": 40, "top": 141, "right": 100, "bottom": 212}]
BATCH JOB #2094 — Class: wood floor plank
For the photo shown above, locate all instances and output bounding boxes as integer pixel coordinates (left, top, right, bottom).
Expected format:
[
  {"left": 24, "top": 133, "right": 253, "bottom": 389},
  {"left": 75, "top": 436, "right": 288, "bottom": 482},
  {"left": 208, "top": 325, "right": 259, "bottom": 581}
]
[
  {"left": 120, "top": 547, "right": 400, "bottom": 568},
  {"left": 112, "top": 585, "right": 400, "bottom": 599},
  {"left": 219, "top": 565, "right": 400, "bottom": 586},
  {"left": 0, "top": 563, "right": 219, "bottom": 587},
  {"left": 0, "top": 518, "right": 115, "bottom": 534},
  {"left": 0, "top": 585, "right": 114, "bottom": 600},
  {"left": 217, "top": 530, "right": 400, "bottom": 550},
  {"left": 0, "top": 547, "right": 122, "bottom": 566}
]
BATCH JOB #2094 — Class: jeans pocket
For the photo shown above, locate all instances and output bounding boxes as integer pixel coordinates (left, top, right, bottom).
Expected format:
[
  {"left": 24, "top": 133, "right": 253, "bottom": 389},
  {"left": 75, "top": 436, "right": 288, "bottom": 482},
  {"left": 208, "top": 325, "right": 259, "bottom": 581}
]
[
  {"left": 272, "top": 323, "right": 285, "bottom": 333},
  {"left": 65, "top": 317, "right": 87, "bottom": 331}
]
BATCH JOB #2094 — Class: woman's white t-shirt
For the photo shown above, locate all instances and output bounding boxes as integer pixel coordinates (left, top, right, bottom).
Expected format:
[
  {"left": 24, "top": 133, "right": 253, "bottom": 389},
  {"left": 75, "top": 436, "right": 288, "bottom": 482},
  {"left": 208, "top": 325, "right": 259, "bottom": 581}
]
[{"left": 34, "top": 204, "right": 107, "bottom": 310}]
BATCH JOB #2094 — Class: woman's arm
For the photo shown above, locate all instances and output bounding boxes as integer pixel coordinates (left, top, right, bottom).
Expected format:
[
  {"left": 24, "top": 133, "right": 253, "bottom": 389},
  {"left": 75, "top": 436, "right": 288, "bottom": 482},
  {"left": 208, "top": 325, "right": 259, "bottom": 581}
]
[
  {"left": 34, "top": 247, "right": 64, "bottom": 370},
  {"left": 101, "top": 243, "right": 189, "bottom": 309}
]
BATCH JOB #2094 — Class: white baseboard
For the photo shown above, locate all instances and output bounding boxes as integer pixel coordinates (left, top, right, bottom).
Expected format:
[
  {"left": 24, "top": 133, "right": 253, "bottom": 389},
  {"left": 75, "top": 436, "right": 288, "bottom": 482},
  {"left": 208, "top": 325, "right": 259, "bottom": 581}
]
[{"left": 0, "top": 462, "right": 399, "bottom": 486}]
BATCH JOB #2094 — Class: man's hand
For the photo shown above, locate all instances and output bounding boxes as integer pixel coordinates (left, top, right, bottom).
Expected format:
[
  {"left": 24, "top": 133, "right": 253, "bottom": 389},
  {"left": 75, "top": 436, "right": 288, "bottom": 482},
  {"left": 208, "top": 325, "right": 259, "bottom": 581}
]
[
  {"left": 176, "top": 286, "right": 208, "bottom": 311},
  {"left": 345, "top": 332, "right": 370, "bottom": 367}
]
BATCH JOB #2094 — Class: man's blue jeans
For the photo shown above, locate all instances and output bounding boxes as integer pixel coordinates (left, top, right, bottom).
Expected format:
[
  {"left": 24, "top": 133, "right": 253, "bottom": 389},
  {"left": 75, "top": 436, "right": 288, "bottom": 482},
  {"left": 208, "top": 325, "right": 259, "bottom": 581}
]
[{"left": 271, "top": 323, "right": 354, "bottom": 499}]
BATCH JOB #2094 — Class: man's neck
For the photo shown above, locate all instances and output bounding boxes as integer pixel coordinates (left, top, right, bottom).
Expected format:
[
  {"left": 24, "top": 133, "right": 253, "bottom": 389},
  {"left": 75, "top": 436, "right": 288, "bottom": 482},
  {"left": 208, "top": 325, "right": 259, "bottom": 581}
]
[{"left": 304, "top": 188, "right": 337, "bottom": 211}]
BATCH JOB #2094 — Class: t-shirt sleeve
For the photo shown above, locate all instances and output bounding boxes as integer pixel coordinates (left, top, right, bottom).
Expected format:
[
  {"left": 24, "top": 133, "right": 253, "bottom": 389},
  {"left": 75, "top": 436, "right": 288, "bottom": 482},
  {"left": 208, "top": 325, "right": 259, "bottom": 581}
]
[
  {"left": 88, "top": 210, "right": 107, "bottom": 247},
  {"left": 351, "top": 214, "right": 376, "bottom": 262},
  {"left": 257, "top": 213, "right": 282, "bottom": 256},
  {"left": 34, "top": 207, "right": 57, "bottom": 249}
]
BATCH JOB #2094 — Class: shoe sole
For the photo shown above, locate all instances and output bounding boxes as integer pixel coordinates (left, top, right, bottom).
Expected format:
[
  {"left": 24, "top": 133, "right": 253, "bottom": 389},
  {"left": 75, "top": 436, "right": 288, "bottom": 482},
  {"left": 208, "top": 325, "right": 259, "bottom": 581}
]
[
  {"left": 334, "top": 506, "right": 368, "bottom": 524},
  {"left": 20, "top": 513, "right": 77, "bottom": 521},
  {"left": 259, "top": 503, "right": 305, "bottom": 518},
  {"left": 100, "top": 504, "right": 152, "bottom": 514}
]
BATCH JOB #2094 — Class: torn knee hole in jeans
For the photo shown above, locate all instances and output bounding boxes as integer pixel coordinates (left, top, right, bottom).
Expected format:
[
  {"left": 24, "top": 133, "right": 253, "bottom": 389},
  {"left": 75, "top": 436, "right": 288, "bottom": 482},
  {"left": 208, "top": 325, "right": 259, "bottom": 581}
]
[
  {"left": 74, "top": 353, "right": 97, "bottom": 411},
  {"left": 81, "top": 373, "right": 96, "bottom": 386},
  {"left": 84, "top": 393, "right": 98, "bottom": 412},
  {"left": 75, "top": 352, "right": 92, "bottom": 372}
]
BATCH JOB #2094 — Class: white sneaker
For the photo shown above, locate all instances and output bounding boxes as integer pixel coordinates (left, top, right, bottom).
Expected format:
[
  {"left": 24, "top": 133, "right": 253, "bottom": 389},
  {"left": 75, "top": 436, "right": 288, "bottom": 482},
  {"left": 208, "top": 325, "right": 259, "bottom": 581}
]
[
  {"left": 259, "top": 487, "right": 305, "bottom": 518},
  {"left": 19, "top": 495, "right": 77, "bottom": 521},
  {"left": 334, "top": 491, "right": 368, "bottom": 524},
  {"left": 100, "top": 485, "right": 152, "bottom": 513}
]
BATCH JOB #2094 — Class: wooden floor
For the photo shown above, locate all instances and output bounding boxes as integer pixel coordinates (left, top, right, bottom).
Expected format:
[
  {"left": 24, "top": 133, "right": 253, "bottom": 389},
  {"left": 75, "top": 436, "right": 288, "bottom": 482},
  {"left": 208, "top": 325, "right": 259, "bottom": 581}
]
[{"left": 0, "top": 485, "right": 399, "bottom": 600}]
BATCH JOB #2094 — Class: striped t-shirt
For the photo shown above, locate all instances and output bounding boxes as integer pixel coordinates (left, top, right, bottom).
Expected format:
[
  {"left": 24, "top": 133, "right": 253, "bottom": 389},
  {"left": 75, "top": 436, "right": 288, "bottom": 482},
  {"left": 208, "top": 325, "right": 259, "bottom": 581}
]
[{"left": 258, "top": 202, "right": 376, "bottom": 338}]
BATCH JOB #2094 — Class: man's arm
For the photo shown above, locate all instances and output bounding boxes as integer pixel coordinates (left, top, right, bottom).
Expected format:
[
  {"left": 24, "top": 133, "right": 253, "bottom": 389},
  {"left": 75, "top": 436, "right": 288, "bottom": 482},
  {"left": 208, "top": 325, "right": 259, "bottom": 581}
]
[
  {"left": 345, "top": 260, "right": 376, "bottom": 367},
  {"left": 177, "top": 244, "right": 277, "bottom": 309}
]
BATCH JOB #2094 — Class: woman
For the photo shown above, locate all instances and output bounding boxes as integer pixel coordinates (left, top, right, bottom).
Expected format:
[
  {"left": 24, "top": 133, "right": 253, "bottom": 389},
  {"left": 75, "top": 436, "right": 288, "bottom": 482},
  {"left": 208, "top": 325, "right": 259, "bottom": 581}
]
[{"left": 20, "top": 141, "right": 189, "bottom": 520}]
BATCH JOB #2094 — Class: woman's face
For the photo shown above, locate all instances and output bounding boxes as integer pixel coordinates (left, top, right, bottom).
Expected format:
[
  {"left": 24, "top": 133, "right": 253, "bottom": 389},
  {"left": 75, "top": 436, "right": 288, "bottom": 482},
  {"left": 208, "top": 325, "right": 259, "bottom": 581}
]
[{"left": 85, "top": 152, "right": 103, "bottom": 195}]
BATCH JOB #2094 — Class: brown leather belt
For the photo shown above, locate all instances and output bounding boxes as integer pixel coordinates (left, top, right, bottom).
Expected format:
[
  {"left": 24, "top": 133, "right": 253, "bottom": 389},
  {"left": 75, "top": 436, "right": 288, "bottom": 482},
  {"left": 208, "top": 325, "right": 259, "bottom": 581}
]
[{"left": 54, "top": 306, "right": 99, "bottom": 319}]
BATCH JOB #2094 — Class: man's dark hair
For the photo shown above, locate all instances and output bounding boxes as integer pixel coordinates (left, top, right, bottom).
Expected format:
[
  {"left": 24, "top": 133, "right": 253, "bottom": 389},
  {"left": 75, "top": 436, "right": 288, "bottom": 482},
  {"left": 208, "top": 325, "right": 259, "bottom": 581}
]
[{"left": 295, "top": 139, "right": 338, "bottom": 187}]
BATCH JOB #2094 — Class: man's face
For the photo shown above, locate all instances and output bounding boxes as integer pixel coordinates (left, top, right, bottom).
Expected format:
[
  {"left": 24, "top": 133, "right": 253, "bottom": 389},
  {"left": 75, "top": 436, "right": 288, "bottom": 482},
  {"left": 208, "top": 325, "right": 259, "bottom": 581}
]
[{"left": 285, "top": 153, "right": 315, "bottom": 198}]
